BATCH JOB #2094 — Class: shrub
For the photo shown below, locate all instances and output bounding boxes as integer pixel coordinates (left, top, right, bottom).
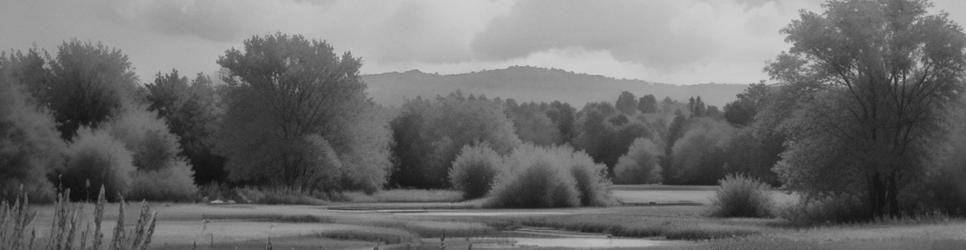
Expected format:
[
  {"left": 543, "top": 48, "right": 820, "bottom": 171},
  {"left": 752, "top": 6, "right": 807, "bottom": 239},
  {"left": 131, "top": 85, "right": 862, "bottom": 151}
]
[
  {"left": 127, "top": 159, "right": 198, "bottom": 202},
  {"left": 613, "top": 138, "right": 663, "bottom": 184},
  {"left": 487, "top": 159, "right": 579, "bottom": 208},
  {"left": 107, "top": 108, "right": 182, "bottom": 171},
  {"left": 710, "top": 174, "right": 773, "bottom": 218},
  {"left": 567, "top": 149, "right": 613, "bottom": 206},
  {"left": 779, "top": 194, "right": 867, "bottom": 225},
  {"left": 449, "top": 144, "right": 504, "bottom": 199},
  {"left": 0, "top": 68, "right": 65, "bottom": 203},
  {"left": 61, "top": 128, "right": 135, "bottom": 201}
]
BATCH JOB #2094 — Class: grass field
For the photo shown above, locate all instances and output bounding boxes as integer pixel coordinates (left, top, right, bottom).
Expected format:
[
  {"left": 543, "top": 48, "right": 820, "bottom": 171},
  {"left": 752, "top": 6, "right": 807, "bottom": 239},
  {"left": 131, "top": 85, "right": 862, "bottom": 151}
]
[{"left": 22, "top": 185, "right": 966, "bottom": 249}]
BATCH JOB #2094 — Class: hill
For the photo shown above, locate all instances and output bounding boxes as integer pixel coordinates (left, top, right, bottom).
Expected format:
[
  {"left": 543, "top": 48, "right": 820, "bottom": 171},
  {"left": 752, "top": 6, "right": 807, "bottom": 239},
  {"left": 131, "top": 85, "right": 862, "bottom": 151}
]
[{"left": 362, "top": 66, "right": 748, "bottom": 107}]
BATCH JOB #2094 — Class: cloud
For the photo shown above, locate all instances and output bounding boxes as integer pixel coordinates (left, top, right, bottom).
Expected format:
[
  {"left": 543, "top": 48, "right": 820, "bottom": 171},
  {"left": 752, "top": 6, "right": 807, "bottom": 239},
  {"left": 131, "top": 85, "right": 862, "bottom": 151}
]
[
  {"left": 472, "top": 0, "right": 714, "bottom": 69},
  {"left": 1, "top": 0, "right": 962, "bottom": 86},
  {"left": 470, "top": 0, "right": 822, "bottom": 74}
]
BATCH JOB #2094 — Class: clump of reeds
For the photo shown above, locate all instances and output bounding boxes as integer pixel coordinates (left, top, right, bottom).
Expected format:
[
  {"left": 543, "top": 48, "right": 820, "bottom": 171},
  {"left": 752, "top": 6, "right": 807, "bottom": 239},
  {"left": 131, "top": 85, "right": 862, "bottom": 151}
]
[{"left": 0, "top": 186, "right": 158, "bottom": 250}]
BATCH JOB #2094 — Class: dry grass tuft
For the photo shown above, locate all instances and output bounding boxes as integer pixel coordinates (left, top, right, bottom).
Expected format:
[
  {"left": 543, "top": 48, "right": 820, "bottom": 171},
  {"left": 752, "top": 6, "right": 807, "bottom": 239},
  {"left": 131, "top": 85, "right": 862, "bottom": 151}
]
[{"left": 0, "top": 186, "right": 158, "bottom": 250}]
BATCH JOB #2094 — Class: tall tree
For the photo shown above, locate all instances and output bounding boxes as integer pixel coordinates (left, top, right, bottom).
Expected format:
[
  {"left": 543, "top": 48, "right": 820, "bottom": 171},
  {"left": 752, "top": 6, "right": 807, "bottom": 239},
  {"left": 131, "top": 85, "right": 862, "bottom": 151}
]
[
  {"left": 638, "top": 94, "right": 658, "bottom": 113},
  {"left": 215, "top": 33, "right": 387, "bottom": 191},
  {"left": 723, "top": 83, "right": 771, "bottom": 127},
  {"left": 772, "top": 0, "right": 966, "bottom": 218},
  {"left": 145, "top": 70, "right": 225, "bottom": 184},
  {"left": 615, "top": 91, "right": 638, "bottom": 114},
  {"left": 45, "top": 40, "right": 139, "bottom": 139}
]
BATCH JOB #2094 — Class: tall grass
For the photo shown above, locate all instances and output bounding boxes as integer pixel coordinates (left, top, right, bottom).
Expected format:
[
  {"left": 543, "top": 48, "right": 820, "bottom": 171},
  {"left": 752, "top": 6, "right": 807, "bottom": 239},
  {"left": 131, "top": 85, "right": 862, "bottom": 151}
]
[{"left": 0, "top": 187, "right": 158, "bottom": 250}]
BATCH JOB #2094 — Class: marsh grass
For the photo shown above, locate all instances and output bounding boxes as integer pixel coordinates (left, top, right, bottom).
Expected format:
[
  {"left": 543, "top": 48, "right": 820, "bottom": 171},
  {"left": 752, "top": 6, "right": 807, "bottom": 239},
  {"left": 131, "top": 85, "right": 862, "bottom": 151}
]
[
  {"left": 0, "top": 187, "right": 158, "bottom": 250},
  {"left": 343, "top": 189, "right": 464, "bottom": 203}
]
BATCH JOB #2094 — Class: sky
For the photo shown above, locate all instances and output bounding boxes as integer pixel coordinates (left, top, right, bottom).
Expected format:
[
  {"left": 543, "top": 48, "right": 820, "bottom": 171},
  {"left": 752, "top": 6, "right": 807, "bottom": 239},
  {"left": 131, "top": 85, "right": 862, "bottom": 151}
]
[{"left": 1, "top": 0, "right": 964, "bottom": 85}]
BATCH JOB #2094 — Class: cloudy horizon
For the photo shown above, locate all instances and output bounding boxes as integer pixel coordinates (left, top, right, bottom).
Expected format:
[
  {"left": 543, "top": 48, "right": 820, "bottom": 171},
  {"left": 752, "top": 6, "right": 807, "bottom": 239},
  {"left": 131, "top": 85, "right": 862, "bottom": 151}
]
[{"left": 2, "top": 0, "right": 964, "bottom": 85}]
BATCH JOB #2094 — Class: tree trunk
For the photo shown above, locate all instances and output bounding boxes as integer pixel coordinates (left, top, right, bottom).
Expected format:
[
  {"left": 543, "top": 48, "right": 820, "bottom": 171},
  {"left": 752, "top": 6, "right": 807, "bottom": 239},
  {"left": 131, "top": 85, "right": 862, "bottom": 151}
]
[
  {"left": 887, "top": 173, "right": 900, "bottom": 218},
  {"left": 867, "top": 173, "right": 885, "bottom": 219}
]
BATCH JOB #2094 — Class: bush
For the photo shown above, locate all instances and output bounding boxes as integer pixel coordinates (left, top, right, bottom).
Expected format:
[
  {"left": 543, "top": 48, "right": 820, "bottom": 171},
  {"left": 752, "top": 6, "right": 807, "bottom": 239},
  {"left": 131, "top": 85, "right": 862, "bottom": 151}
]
[
  {"left": 107, "top": 108, "right": 183, "bottom": 171},
  {"left": 613, "top": 138, "right": 663, "bottom": 184},
  {"left": 449, "top": 144, "right": 504, "bottom": 199},
  {"left": 61, "top": 128, "right": 135, "bottom": 201},
  {"left": 487, "top": 144, "right": 611, "bottom": 208},
  {"left": 0, "top": 67, "right": 65, "bottom": 203},
  {"left": 487, "top": 159, "right": 579, "bottom": 208},
  {"left": 566, "top": 149, "right": 613, "bottom": 206},
  {"left": 779, "top": 194, "right": 867, "bottom": 225},
  {"left": 127, "top": 159, "right": 198, "bottom": 202},
  {"left": 710, "top": 174, "right": 773, "bottom": 218}
]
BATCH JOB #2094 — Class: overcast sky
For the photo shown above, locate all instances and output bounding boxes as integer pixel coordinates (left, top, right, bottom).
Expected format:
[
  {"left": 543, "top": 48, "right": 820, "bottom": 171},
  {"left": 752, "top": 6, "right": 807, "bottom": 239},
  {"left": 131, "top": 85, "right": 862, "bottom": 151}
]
[{"left": 2, "top": 0, "right": 964, "bottom": 84}]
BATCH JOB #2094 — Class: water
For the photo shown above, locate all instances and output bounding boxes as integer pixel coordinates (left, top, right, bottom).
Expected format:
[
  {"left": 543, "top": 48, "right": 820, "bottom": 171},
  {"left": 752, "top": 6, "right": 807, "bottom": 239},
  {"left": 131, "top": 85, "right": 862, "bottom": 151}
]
[{"left": 429, "top": 237, "right": 686, "bottom": 249}]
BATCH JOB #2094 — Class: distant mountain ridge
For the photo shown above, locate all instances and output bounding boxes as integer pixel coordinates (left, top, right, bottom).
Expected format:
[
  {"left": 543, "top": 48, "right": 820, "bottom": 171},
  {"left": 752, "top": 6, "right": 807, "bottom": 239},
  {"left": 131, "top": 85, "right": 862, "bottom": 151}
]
[{"left": 362, "top": 66, "right": 748, "bottom": 108}]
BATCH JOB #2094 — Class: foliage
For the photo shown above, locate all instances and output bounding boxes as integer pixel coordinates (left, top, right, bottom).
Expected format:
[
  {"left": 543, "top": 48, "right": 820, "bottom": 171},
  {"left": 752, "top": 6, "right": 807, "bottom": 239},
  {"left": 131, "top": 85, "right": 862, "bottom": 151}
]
[
  {"left": 487, "top": 158, "right": 579, "bottom": 208},
  {"left": 723, "top": 83, "right": 770, "bottom": 127},
  {"left": 567, "top": 149, "right": 613, "bottom": 206},
  {"left": 637, "top": 94, "right": 658, "bottom": 114},
  {"left": 505, "top": 101, "right": 566, "bottom": 146},
  {"left": 724, "top": 128, "right": 782, "bottom": 185},
  {"left": 613, "top": 138, "right": 663, "bottom": 184},
  {"left": 61, "top": 128, "right": 134, "bottom": 201},
  {"left": 144, "top": 70, "right": 225, "bottom": 184},
  {"left": 771, "top": 0, "right": 966, "bottom": 218},
  {"left": 215, "top": 33, "right": 387, "bottom": 192},
  {"left": 449, "top": 144, "right": 504, "bottom": 199},
  {"left": 338, "top": 103, "right": 393, "bottom": 193},
  {"left": 0, "top": 53, "right": 65, "bottom": 203},
  {"left": 668, "top": 118, "right": 734, "bottom": 185},
  {"left": 779, "top": 194, "right": 867, "bottom": 225},
  {"left": 106, "top": 108, "right": 182, "bottom": 172},
  {"left": 710, "top": 174, "right": 773, "bottom": 218},
  {"left": 615, "top": 91, "right": 637, "bottom": 114},
  {"left": 127, "top": 159, "right": 198, "bottom": 202},
  {"left": 488, "top": 144, "right": 611, "bottom": 208},
  {"left": 44, "top": 40, "right": 139, "bottom": 139},
  {"left": 390, "top": 93, "right": 521, "bottom": 188},
  {"left": 573, "top": 102, "right": 653, "bottom": 174}
]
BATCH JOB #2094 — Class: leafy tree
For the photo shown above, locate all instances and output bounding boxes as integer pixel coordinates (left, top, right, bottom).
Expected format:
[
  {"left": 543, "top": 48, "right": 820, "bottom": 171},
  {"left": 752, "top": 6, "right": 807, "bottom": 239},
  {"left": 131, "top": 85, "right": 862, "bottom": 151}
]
[
  {"left": 669, "top": 118, "right": 734, "bottom": 184},
  {"left": 613, "top": 138, "right": 663, "bottom": 184},
  {"left": 390, "top": 93, "right": 521, "bottom": 188},
  {"left": 772, "top": 0, "right": 966, "bottom": 218},
  {"left": 638, "top": 94, "right": 658, "bottom": 113},
  {"left": 216, "top": 33, "right": 388, "bottom": 192},
  {"left": 145, "top": 70, "right": 225, "bottom": 184},
  {"left": 574, "top": 102, "right": 653, "bottom": 174},
  {"left": 44, "top": 40, "right": 139, "bottom": 140},
  {"left": 724, "top": 83, "right": 771, "bottom": 127},
  {"left": 546, "top": 101, "right": 577, "bottom": 143},
  {"left": 615, "top": 91, "right": 637, "bottom": 114},
  {"left": 507, "top": 102, "right": 563, "bottom": 145}
]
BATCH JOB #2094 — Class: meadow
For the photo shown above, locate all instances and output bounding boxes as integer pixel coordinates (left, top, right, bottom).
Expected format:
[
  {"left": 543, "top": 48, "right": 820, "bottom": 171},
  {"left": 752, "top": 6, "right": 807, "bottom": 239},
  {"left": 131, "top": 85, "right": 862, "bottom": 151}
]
[{"left": 19, "top": 185, "right": 966, "bottom": 250}]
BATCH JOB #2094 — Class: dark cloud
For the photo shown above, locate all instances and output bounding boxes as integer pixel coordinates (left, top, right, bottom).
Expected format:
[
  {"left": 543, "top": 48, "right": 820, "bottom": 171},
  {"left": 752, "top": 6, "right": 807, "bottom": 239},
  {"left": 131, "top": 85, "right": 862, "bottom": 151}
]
[
  {"left": 471, "top": 0, "right": 716, "bottom": 69},
  {"left": 133, "top": 1, "right": 248, "bottom": 42}
]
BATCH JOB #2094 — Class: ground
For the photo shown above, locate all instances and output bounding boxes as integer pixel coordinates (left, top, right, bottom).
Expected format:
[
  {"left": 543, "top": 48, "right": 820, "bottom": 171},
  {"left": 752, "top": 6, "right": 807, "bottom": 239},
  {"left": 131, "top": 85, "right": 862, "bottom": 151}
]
[{"left": 24, "top": 185, "right": 966, "bottom": 249}]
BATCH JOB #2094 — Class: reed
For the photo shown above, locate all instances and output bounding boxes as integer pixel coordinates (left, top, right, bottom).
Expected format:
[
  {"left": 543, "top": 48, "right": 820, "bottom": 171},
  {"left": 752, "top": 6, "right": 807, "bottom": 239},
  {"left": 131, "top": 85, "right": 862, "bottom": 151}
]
[{"left": 0, "top": 186, "right": 158, "bottom": 250}]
